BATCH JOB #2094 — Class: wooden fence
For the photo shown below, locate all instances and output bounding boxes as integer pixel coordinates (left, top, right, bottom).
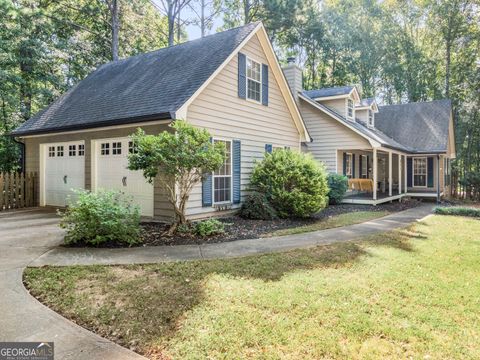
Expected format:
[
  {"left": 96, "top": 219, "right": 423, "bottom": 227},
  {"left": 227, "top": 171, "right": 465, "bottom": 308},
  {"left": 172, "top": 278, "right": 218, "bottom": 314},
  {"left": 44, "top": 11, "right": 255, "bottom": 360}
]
[{"left": 0, "top": 172, "right": 37, "bottom": 211}]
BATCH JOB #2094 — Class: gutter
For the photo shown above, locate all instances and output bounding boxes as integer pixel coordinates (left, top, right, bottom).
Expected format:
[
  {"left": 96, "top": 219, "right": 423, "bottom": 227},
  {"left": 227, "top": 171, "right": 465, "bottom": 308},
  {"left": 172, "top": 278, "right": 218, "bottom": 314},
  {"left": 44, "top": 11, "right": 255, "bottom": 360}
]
[{"left": 10, "top": 112, "right": 172, "bottom": 137}]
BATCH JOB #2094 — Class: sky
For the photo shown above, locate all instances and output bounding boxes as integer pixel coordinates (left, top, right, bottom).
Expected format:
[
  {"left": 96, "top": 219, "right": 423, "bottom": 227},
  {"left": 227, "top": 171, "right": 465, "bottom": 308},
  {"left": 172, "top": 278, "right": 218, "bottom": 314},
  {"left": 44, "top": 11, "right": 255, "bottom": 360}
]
[{"left": 151, "top": 0, "right": 223, "bottom": 41}]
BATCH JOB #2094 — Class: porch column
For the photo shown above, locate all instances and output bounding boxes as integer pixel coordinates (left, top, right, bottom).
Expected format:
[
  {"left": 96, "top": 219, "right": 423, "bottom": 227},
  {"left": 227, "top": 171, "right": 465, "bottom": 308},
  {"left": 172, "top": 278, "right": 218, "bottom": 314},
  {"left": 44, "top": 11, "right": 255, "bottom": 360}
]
[
  {"left": 398, "top": 153, "right": 402, "bottom": 194},
  {"left": 389, "top": 151, "right": 393, "bottom": 197},
  {"left": 373, "top": 148, "right": 377, "bottom": 200},
  {"left": 404, "top": 155, "right": 408, "bottom": 194},
  {"left": 437, "top": 155, "right": 441, "bottom": 203}
]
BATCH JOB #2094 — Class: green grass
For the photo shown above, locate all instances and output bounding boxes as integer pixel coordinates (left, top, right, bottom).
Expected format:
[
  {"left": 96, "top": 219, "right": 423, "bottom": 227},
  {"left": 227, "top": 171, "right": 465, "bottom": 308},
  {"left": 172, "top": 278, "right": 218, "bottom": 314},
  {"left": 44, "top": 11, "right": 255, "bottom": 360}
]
[
  {"left": 267, "top": 210, "right": 390, "bottom": 237},
  {"left": 24, "top": 215, "right": 480, "bottom": 359}
]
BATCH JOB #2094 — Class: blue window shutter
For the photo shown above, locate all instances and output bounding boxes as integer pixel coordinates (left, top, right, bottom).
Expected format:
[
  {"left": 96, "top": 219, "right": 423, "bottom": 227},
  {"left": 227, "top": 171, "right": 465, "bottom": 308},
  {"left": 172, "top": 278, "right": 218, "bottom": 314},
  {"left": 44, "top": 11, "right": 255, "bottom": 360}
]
[
  {"left": 262, "top": 63, "right": 269, "bottom": 106},
  {"left": 352, "top": 154, "right": 356, "bottom": 178},
  {"left": 359, "top": 155, "right": 363, "bottom": 177},
  {"left": 238, "top": 53, "right": 246, "bottom": 99},
  {"left": 407, "top": 158, "right": 413, "bottom": 187},
  {"left": 233, "top": 140, "right": 241, "bottom": 204},
  {"left": 427, "top": 157, "right": 434, "bottom": 188},
  {"left": 343, "top": 152, "right": 347, "bottom": 176},
  {"left": 202, "top": 137, "right": 213, "bottom": 207},
  {"left": 265, "top": 144, "right": 272, "bottom": 153}
]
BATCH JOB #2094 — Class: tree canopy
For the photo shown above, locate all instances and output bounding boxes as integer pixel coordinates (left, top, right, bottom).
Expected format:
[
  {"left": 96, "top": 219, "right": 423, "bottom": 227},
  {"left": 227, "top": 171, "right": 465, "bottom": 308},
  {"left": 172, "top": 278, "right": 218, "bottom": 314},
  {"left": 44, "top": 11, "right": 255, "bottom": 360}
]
[{"left": 1, "top": 0, "right": 479, "bottom": 198}]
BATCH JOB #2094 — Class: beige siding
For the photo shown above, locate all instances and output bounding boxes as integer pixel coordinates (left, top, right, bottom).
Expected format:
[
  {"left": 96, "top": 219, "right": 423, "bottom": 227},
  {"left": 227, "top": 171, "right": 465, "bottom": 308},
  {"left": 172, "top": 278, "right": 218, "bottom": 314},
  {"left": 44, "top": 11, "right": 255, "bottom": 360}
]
[
  {"left": 320, "top": 98, "right": 347, "bottom": 118},
  {"left": 299, "top": 98, "right": 371, "bottom": 173},
  {"left": 23, "top": 123, "right": 175, "bottom": 221},
  {"left": 185, "top": 33, "right": 301, "bottom": 217}
]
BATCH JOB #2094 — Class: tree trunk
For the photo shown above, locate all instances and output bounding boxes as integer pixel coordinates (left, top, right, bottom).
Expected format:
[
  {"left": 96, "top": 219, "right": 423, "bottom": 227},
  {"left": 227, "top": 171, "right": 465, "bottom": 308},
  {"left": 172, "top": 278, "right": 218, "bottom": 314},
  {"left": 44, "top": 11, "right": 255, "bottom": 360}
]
[
  {"left": 176, "top": 9, "right": 181, "bottom": 43},
  {"left": 445, "top": 41, "right": 451, "bottom": 97},
  {"left": 111, "top": 0, "right": 120, "bottom": 61},
  {"left": 244, "top": 0, "right": 250, "bottom": 25},
  {"left": 200, "top": 0, "right": 205, "bottom": 38},
  {"left": 168, "top": 2, "right": 175, "bottom": 46}
]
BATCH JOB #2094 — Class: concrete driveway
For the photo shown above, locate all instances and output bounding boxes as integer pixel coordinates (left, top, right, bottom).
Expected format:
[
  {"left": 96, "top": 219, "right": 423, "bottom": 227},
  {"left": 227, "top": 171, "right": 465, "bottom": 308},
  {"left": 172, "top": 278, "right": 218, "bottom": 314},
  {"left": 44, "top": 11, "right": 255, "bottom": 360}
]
[{"left": 0, "top": 208, "right": 145, "bottom": 360}]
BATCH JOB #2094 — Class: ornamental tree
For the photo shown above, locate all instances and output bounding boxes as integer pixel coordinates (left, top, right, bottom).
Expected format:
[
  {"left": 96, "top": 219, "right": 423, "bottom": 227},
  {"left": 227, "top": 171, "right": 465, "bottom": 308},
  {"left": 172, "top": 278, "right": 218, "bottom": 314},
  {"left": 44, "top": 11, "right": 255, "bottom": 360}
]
[{"left": 128, "top": 120, "right": 226, "bottom": 232}]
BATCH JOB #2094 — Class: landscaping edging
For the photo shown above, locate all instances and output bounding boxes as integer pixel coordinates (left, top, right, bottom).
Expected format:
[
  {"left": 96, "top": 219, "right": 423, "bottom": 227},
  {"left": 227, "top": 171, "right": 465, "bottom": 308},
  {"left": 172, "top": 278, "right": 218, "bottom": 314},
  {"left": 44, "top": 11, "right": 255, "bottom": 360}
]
[{"left": 28, "top": 204, "right": 434, "bottom": 267}]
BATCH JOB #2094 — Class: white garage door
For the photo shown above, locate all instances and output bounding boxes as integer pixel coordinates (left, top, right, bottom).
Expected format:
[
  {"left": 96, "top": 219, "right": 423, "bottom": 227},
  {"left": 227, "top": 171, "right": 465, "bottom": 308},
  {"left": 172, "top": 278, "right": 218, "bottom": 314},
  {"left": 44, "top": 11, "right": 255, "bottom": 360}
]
[
  {"left": 94, "top": 138, "right": 154, "bottom": 217},
  {"left": 44, "top": 141, "right": 85, "bottom": 207}
]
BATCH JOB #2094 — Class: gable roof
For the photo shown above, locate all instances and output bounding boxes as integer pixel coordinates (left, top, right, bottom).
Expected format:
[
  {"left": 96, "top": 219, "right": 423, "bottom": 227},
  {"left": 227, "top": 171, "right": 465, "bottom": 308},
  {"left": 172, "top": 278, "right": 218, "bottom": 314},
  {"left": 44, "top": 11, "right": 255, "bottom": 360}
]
[
  {"left": 299, "top": 93, "right": 411, "bottom": 151},
  {"left": 12, "top": 22, "right": 260, "bottom": 136},
  {"left": 303, "top": 86, "right": 354, "bottom": 99},
  {"left": 375, "top": 99, "right": 452, "bottom": 153}
]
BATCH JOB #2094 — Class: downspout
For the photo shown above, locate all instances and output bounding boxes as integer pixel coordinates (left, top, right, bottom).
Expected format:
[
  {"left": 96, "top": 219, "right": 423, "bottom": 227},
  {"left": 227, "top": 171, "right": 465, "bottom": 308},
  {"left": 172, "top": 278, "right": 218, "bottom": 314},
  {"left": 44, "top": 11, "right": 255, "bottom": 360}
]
[
  {"left": 12, "top": 136, "right": 26, "bottom": 173},
  {"left": 436, "top": 155, "right": 441, "bottom": 203}
]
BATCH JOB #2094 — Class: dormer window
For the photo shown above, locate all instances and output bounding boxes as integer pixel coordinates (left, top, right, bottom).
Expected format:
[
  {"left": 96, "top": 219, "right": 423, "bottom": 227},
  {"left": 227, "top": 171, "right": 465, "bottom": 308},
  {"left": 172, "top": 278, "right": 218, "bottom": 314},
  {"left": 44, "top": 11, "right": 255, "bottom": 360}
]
[
  {"left": 246, "top": 58, "right": 261, "bottom": 102},
  {"left": 368, "top": 109, "right": 374, "bottom": 128},
  {"left": 347, "top": 98, "right": 354, "bottom": 119}
]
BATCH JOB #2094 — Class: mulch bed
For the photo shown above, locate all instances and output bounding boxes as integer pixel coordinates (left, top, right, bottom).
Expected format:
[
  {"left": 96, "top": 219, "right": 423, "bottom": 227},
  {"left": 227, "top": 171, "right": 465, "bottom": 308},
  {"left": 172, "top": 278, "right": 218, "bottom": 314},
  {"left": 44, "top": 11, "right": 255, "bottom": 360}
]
[{"left": 141, "top": 199, "right": 423, "bottom": 246}]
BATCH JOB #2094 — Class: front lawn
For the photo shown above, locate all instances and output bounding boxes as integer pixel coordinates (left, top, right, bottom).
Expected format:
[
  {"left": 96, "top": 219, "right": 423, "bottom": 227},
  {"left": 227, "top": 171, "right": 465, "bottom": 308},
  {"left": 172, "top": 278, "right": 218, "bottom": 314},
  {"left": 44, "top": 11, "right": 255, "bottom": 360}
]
[{"left": 24, "top": 215, "right": 480, "bottom": 359}]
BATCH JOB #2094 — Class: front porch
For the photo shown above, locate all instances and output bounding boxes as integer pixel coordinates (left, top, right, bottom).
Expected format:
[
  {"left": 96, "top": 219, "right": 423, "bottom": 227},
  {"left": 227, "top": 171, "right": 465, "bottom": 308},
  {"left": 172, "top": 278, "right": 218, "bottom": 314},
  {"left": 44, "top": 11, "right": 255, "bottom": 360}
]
[{"left": 337, "top": 148, "right": 442, "bottom": 205}]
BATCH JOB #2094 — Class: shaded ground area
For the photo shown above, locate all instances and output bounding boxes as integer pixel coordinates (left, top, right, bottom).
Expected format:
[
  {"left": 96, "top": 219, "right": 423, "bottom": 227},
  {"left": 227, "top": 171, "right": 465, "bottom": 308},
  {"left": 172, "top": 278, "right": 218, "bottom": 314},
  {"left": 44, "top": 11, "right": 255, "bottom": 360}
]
[
  {"left": 24, "top": 214, "right": 480, "bottom": 359},
  {"left": 141, "top": 199, "right": 422, "bottom": 246}
]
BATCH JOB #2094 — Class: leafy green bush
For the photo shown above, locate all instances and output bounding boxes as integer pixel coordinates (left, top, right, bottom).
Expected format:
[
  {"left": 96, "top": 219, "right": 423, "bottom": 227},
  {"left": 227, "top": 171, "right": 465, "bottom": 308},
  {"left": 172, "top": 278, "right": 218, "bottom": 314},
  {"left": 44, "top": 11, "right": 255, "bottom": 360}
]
[
  {"left": 59, "top": 190, "right": 142, "bottom": 246},
  {"left": 434, "top": 206, "right": 480, "bottom": 217},
  {"left": 327, "top": 173, "right": 348, "bottom": 205},
  {"left": 239, "top": 191, "right": 277, "bottom": 220},
  {"left": 250, "top": 150, "right": 329, "bottom": 218},
  {"left": 195, "top": 219, "right": 225, "bottom": 237}
]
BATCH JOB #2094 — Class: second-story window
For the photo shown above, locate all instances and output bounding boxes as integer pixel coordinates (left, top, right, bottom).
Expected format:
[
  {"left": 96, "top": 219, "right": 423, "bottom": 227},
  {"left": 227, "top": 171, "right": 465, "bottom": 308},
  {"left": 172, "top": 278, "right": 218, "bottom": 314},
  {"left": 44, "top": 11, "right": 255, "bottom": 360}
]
[
  {"left": 347, "top": 99, "right": 354, "bottom": 119},
  {"left": 247, "top": 58, "right": 261, "bottom": 102},
  {"left": 368, "top": 109, "right": 374, "bottom": 127}
]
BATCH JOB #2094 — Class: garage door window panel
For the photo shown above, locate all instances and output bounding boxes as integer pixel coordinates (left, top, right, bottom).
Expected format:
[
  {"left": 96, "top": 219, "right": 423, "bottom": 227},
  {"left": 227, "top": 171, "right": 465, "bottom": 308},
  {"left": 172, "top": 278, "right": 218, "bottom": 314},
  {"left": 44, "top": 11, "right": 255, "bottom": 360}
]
[
  {"left": 48, "top": 147, "right": 55, "bottom": 157},
  {"left": 78, "top": 144, "right": 85, "bottom": 156},
  {"left": 112, "top": 142, "right": 122, "bottom": 155},
  {"left": 69, "top": 145, "right": 76, "bottom": 156},
  {"left": 57, "top": 146, "right": 64, "bottom": 157},
  {"left": 101, "top": 143, "right": 110, "bottom": 155}
]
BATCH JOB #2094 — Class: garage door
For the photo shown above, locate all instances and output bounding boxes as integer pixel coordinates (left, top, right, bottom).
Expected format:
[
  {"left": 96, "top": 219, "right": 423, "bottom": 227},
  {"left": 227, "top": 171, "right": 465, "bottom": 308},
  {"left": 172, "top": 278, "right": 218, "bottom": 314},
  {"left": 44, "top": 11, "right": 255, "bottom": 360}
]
[
  {"left": 94, "top": 138, "right": 154, "bottom": 217},
  {"left": 44, "top": 141, "right": 85, "bottom": 207}
]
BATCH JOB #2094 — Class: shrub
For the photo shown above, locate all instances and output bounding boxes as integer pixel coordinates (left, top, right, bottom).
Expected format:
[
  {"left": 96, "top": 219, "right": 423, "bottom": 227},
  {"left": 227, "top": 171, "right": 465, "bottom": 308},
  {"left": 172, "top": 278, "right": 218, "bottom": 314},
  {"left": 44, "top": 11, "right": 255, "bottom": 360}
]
[
  {"left": 59, "top": 190, "right": 142, "bottom": 246},
  {"left": 195, "top": 219, "right": 226, "bottom": 237},
  {"left": 239, "top": 191, "right": 277, "bottom": 220},
  {"left": 434, "top": 206, "right": 480, "bottom": 217},
  {"left": 327, "top": 173, "right": 348, "bottom": 205},
  {"left": 250, "top": 149, "right": 329, "bottom": 218}
]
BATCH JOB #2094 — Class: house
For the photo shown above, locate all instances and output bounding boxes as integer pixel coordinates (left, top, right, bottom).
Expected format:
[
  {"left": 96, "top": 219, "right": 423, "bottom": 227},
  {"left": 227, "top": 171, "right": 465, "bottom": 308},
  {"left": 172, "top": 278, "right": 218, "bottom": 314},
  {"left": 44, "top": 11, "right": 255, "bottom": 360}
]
[
  {"left": 11, "top": 22, "right": 310, "bottom": 221},
  {"left": 283, "top": 58, "right": 456, "bottom": 204}
]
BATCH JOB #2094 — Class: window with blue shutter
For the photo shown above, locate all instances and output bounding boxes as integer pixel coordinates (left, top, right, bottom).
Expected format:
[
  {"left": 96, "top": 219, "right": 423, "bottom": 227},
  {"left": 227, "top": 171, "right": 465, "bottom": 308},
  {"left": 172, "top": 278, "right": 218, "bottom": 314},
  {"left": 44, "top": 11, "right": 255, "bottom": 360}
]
[
  {"left": 202, "top": 174, "right": 213, "bottom": 207},
  {"left": 427, "top": 157, "right": 434, "bottom": 188},
  {"left": 343, "top": 152, "right": 347, "bottom": 176},
  {"left": 407, "top": 158, "right": 413, "bottom": 187},
  {"left": 202, "top": 137, "right": 213, "bottom": 207},
  {"left": 238, "top": 53, "right": 246, "bottom": 99},
  {"left": 265, "top": 144, "right": 273, "bottom": 153},
  {"left": 262, "top": 63, "right": 268, "bottom": 106},
  {"left": 233, "top": 140, "right": 241, "bottom": 204}
]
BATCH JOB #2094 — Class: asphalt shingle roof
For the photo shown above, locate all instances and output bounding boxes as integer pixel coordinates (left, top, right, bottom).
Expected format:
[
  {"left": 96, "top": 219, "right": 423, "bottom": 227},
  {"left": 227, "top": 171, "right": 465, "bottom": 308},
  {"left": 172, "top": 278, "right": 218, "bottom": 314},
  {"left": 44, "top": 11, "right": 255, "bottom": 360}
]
[
  {"left": 12, "top": 22, "right": 260, "bottom": 136},
  {"left": 303, "top": 86, "right": 353, "bottom": 99},
  {"left": 375, "top": 100, "right": 452, "bottom": 153},
  {"left": 300, "top": 93, "right": 452, "bottom": 153}
]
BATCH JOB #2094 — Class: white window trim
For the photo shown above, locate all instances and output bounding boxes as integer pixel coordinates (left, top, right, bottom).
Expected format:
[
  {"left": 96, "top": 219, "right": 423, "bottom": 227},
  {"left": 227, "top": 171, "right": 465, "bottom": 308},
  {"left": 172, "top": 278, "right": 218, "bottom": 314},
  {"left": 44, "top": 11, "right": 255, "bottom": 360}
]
[
  {"left": 212, "top": 138, "right": 233, "bottom": 205},
  {"left": 245, "top": 56, "right": 262, "bottom": 104},
  {"left": 367, "top": 109, "right": 374, "bottom": 128},
  {"left": 413, "top": 157, "right": 428, "bottom": 188},
  {"left": 345, "top": 152, "right": 353, "bottom": 178},
  {"left": 361, "top": 154, "right": 368, "bottom": 178},
  {"left": 346, "top": 98, "right": 355, "bottom": 120}
]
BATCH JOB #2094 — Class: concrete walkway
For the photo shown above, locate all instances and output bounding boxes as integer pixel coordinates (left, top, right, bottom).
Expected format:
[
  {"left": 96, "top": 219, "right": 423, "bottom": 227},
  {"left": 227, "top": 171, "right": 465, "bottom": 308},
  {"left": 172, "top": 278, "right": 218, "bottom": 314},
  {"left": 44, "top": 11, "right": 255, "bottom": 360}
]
[
  {"left": 30, "top": 204, "right": 434, "bottom": 267},
  {"left": 0, "top": 208, "right": 145, "bottom": 360}
]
